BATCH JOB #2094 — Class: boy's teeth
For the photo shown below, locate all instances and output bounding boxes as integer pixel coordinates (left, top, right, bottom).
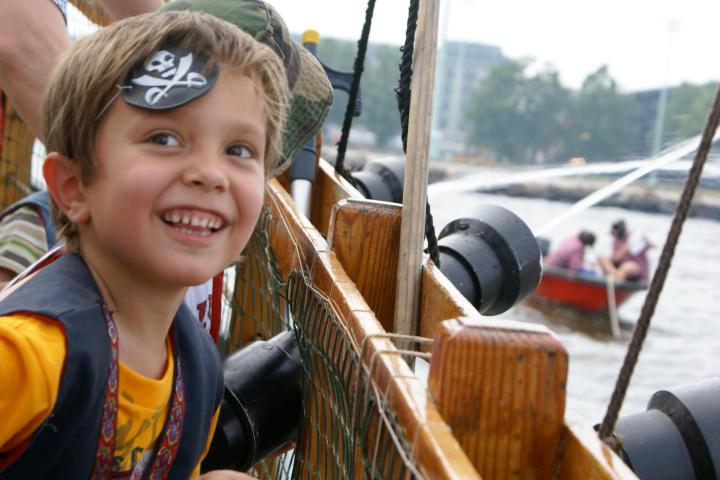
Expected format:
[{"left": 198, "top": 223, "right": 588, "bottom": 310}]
[
  {"left": 162, "top": 209, "right": 224, "bottom": 234},
  {"left": 176, "top": 227, "right": 211, "bottom": 237}
]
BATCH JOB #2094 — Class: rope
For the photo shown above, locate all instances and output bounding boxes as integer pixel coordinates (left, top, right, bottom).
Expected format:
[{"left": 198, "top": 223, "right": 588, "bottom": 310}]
[
  {"left": 394, "top": 0, "right": 441, "bottom": 267},
  {"left": 335, "top": 0, "right": 376, "bottom": 175},
  {"left": 597, "top": 83, "right": 720, "bottom": 447},
  {"left": 394, "top": 0, "right": 417, "bottom": 154}
]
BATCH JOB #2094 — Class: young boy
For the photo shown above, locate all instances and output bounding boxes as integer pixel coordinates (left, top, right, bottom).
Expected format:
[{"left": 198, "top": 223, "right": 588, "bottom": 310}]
[{"left": 0, "top": 10, "right": 294, "bottom": 478}]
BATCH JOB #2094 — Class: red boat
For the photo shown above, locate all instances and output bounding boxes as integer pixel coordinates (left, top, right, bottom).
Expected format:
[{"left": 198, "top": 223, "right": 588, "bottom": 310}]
[{"left": 532, "top": 266, "right": 647, "bottom": 312}]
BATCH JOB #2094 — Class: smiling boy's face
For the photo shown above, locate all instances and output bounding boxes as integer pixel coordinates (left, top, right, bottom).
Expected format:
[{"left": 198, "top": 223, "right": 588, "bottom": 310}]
[{"left": 72, "top": 66, "right": 267, "bottom": 287}]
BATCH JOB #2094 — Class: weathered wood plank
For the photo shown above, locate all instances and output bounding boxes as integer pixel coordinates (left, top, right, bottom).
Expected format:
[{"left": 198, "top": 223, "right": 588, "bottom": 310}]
[
  {"left": 310, "top": 160, "right": 364, "bottom": 237},
  {"left": 327, "top": 199, "right": 402, "bottom": 332},
  {"left": 429, "top": 317, "right": 568, "bottom": 479},
  {"left": 560, "top": 411, "right": 638, "bottom": 479}
]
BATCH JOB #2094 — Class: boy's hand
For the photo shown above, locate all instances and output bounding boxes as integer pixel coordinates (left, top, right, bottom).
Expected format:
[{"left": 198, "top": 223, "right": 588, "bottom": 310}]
[{"left": 199, "top": 470, "right": 256, "bottom": 480}]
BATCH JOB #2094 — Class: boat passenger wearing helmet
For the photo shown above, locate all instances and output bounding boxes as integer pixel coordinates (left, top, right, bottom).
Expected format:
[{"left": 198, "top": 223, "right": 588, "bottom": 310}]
[{"left": 0, "top": 6, "right": 331, "bottom": 477}]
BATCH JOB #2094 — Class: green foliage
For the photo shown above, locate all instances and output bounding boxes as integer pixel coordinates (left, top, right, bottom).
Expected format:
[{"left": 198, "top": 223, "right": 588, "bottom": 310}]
[
  {"left": 664, "top": 82, "right": 718, "bottom": 143},
  {"left": 465, "top": 59, "right": 717, "bottom": 163},
  {"left": 565, "top": 66, "right": 643, "bottom": 161},
  {"left": 316, "top": 38, "right": 402, "bottom": 147},
  {"left": 465, "top": 59, "right": 571, "bottom": 163}
]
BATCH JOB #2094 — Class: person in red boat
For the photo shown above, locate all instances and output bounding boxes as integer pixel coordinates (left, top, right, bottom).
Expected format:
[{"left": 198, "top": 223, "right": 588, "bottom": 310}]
[
  {"left": 544, "top": 230, "right": 597, "bottom": 273},
  {"left": 599, "top": 219, "right": 652, "bottom": 282}
]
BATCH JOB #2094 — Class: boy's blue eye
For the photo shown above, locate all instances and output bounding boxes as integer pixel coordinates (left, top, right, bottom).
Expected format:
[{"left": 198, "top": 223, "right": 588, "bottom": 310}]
[
  {"left": 149, "top": 132, "right": 179, "bottom": 147},
  {"left": 227, "top": 144, "right": 252, "bottom": 158}
]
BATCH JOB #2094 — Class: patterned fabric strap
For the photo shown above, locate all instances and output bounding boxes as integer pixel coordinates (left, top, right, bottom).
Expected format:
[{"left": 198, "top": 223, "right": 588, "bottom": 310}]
[
  {"left": 146, "top": 357, "right": 184, "bottom": 480},
  {"left": 91, "top": 305, "right": 120, "bottom": 478},
  {"left": 91, "top": 305, "right": 185, "bottom": 479}
]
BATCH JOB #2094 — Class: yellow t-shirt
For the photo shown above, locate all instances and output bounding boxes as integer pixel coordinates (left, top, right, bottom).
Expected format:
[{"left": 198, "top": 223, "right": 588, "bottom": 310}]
[{"left": 0, "top": 313, "right": 219, "bottom": 477}]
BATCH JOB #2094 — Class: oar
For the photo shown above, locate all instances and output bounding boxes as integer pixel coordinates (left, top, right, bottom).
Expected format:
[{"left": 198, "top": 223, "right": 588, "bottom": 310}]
[
  {"left": 534, "top": 132, "right": 717, "bottom": 236},
  {"left": 605, "top": 274, "right": 620, "bottom": 338}
]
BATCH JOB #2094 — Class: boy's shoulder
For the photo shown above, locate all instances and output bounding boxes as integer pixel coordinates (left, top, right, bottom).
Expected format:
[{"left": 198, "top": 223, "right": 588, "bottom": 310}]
[{"left": 0, "top": 252, "right": 102, "bottom": 318}]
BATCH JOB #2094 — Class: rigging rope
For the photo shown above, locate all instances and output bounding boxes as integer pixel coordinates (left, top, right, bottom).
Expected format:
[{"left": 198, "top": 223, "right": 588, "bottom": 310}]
[
  {"left": 394, "top": 0, "right": 441, "bottom": 267},
  {"left": 597, "top": 83, "right": 720, "bottom": 447},
  {"left": 335, "top": 0, "right": 376, "bottom": 176}
]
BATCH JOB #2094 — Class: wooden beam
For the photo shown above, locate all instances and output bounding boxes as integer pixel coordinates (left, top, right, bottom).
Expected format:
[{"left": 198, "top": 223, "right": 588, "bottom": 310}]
[{"left": 393, "top": 0, "right": 441, "bottom": 337}]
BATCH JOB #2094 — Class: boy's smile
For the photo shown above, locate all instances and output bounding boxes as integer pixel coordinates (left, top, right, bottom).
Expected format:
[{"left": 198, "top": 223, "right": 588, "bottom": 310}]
[
  {"left": 160, "top": 208, "right": 224, "bottom": 237},
  {"left": 75, "top": 66, "right": 267, "bottom": 290}
]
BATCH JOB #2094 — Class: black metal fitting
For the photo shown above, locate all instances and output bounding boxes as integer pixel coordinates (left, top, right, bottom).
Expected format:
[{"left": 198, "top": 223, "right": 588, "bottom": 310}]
[
  {"left": 202, "top": 331, "right": 304, "bottom": 472},
  {"left": 614, "top": 377, "right": 720, "bottom": 480},
  {"left": 437, "top": 206, "right": 542, "bottom": 315},
  {"left": 351, "top": 157, "right": 405, "bottom": 203}
]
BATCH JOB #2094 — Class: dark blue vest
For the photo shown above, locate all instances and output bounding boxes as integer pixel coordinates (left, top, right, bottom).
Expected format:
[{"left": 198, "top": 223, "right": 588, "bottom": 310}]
[
  {"left": 1, "top": 190, "right": 57, "bottom": 249},
  {"left": 0, "top": 253, "right": 224, "bottom": 479}
]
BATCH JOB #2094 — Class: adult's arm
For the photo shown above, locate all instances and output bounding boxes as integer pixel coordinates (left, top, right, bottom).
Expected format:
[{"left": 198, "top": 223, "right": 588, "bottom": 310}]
[
  {"left": 0, "top": 0, "right": 70, "bottom": 140},
  {"left": 0, "top": 0, "right": 163, "bottom": 141}
]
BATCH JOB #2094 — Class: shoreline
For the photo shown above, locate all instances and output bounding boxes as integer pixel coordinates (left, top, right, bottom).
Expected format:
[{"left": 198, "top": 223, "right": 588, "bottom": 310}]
[{"left": 428, "top": 162, "right": 720, "bottom": 221}]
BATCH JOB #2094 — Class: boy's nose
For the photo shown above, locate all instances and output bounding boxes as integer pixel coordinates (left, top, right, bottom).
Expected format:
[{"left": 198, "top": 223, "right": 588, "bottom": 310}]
[{"left": 182, "top": 156, "right": 229, "bottom": 192}]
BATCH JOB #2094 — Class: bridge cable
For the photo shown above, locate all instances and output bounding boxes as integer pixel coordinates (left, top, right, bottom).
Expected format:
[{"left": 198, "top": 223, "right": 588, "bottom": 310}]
[
  {"left": 395, "top": 0, "right": 441, "bottom": 266},
  {"left": 597, "top": 83, "right": 720, "bottom": 448}
]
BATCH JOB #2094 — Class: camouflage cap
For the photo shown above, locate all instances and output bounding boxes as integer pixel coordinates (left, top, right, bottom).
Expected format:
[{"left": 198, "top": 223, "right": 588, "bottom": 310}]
[{"left": 162, "top": 0, "right": 333, "bottom": 177}]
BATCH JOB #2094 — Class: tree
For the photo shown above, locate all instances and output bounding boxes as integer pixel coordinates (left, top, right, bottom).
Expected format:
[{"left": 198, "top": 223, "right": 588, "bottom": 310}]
[
  {"left": 465, "top": 59, "right": 571, "bottom": 163},
  {"left": 565, "top": 66, "right": 643, "bottom": 161},
  {"left": 664, "top": 82, "right": 718, "bottom": 144},
  {"left": 361, "top": 44, "right": 402, "bottom": 147}
]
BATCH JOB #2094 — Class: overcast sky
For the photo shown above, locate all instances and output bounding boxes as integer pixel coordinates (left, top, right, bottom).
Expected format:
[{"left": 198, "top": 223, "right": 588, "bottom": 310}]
[{"left": 267, "top": 0, "right": 719, "bottom": 92}]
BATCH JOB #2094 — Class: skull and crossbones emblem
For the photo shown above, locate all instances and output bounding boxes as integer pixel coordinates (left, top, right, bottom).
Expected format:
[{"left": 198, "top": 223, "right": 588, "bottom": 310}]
[
  {"left": 146, "top": 50, "right": 177, "bottom": 78},
  {"left": 128, "top": 49, "right": 211, "bottom": 107}
]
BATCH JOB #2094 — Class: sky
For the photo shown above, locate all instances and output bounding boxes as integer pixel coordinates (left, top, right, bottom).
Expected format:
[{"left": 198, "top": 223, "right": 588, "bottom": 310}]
[{"left": 267, "top": 0, "right": 719, "bottom": 92}]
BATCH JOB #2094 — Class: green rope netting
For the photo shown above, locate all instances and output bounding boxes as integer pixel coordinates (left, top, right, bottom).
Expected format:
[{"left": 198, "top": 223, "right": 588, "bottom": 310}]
[
  {"left": 288, "top": 270, "right": 420, "bottom": 479},
  {"left": 225, "top": 208, "right": 421, "bottom": 478}
]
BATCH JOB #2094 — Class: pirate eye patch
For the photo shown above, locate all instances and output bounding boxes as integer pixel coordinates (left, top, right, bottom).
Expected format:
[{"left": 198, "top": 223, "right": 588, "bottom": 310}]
[{"left": 122, "top": 47, "right": 219, "bottom": 110}]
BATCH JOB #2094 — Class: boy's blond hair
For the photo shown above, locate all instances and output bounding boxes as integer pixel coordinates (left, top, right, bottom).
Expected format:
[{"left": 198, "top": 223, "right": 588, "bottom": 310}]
[{"left": 43, "top": 10, "right": 289, "bottom": 247}]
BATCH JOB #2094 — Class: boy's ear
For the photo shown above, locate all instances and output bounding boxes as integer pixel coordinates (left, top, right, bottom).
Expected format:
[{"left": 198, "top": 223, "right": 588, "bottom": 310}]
[{"left": 43, "top": 152, "right": 91, "bottom": 224}]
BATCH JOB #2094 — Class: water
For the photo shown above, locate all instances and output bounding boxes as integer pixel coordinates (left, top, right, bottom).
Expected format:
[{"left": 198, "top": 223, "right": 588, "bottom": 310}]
[{"left": 429, "top": 187, "right": 720, "bottom": 425}]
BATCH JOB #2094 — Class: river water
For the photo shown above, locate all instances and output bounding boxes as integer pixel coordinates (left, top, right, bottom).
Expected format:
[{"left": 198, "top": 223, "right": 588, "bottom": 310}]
[{"left": 428, "top": 186, "right": 720, "bottom": 424}]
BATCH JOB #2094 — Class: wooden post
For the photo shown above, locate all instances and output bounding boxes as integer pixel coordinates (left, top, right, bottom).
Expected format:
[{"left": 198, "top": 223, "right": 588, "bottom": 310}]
[
  {"left": 393, "top": 0, "right": 441, "bottom": 338},
  {"left": 605, "top": 275, "right": 621, "bottom": 338}
]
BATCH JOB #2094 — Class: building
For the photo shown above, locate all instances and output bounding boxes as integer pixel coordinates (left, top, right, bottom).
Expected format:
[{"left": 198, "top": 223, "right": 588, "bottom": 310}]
[{"left": 433, "top": 41, "right": 505, "bottom": 157}]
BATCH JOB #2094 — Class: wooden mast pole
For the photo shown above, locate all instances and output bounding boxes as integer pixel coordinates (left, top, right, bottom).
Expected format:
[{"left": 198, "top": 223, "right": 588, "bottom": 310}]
[{"left": 393, "top": 0, "right": 441, "bottom": 338}]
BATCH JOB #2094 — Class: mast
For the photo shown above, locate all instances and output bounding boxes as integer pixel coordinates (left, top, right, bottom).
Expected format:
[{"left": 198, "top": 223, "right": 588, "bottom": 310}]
[{"left": 393, "top": 0, "right": 441, "bottom": 338}]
